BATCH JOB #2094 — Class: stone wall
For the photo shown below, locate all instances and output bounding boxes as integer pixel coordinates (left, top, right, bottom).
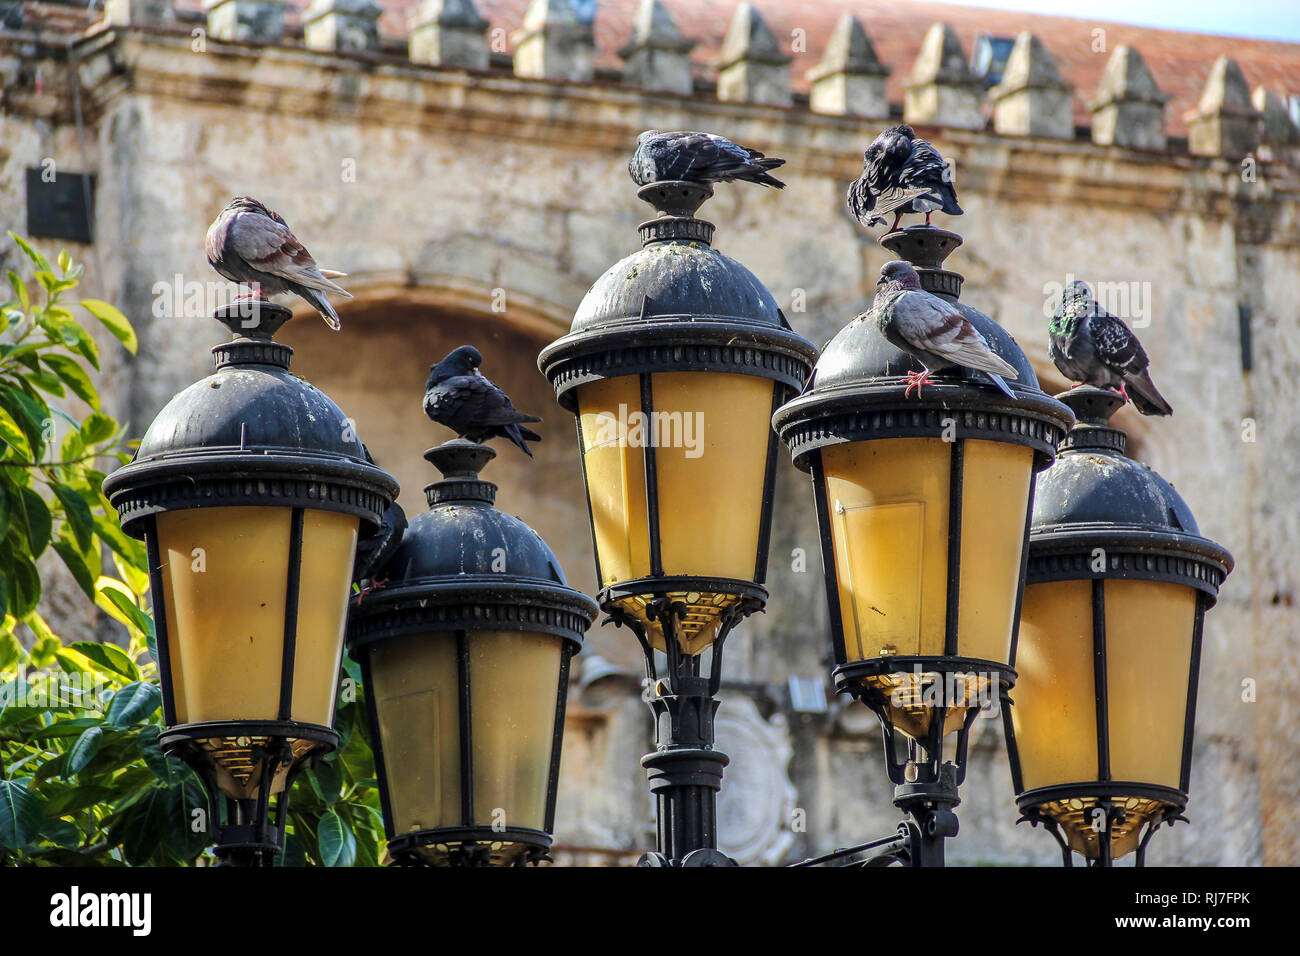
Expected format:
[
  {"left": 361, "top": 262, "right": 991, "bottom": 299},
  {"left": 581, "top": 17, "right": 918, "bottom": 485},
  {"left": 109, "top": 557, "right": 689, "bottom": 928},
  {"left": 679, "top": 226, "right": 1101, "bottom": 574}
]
[{"left": 2, "top": 3, "right": 1297, "bottom": 864}]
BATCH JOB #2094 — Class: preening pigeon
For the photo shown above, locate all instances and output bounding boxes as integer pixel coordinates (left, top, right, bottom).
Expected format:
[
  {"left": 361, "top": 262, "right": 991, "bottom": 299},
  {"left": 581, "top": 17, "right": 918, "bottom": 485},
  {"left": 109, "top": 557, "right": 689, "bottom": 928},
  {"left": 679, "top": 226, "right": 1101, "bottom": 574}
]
[
  {"left": 206, "top": 197, "right": 351, "bottom": 330},
  {"left": 629, "top": 130, "right": 786, "bottom": 189},
  {"left": 423, "top": 346, "right": 543, "bottom": 457},
  {"left": 1049, "top": 281, "right": 1173, "bottom": 416},
  {"left": 872, "top": 260, "right": 1018, "bottom": 398},
  {"left": 848, "top": 125, "right": 963, "bottom": 232},
  {"left": 352, "top": 446, "right": 407, "bottom": 590}
]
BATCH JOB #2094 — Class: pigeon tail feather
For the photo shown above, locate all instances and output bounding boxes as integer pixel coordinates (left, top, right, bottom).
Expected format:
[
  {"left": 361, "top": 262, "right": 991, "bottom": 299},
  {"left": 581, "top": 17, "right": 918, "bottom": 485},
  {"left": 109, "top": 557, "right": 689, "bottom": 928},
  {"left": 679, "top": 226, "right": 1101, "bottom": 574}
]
[
  {"left": 1125, "top": 369, "right": 1173, "bottom": 416},
  {"left": 298, "top": 285, "right": 342, "bottom": 331},
  {"left": 985, "top": 372, "right": 1016, "bottom": 399}
]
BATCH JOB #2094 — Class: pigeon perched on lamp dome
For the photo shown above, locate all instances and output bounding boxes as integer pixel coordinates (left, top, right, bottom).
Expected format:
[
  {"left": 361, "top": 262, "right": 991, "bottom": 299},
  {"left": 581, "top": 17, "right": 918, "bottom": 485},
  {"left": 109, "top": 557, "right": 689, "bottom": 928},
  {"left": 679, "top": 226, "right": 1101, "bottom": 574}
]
[
  {"left": 1049, "top": 281, "right": 1173, "bottom": 416},
  {"left": 871, "top": 260, "right": 1018, "bottom": 399},
  {"left": 848, "top": 125, "right": 963, "bottom": 233},
  {"left": 629, "top": 130, "right": 786, "bottom": 189},
  {"left": 423, "top": 346, "right": 543, "bottom": 457},
  {"left": 206, "top": 196, "right": 352, "bottom": 330}
]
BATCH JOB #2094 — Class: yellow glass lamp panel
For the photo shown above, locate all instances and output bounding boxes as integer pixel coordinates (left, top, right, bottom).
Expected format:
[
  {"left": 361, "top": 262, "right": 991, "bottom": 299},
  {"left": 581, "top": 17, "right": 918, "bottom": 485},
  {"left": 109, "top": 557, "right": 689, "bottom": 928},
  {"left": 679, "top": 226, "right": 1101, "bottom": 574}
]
[
  {"left": 957, "top": 441, "right": 1033, "bottom": 666},
  {"left": 158, "top": 507, "right": 291, "bottom": 724},
  {"left": 156, "top": 506, "right": 358, "bottom": 727},
  {"left": 368, "top": 633, "right": 461, "bottom": 834},
  {"left": 821, "top": 438, "right": 951, "bottom": 661},
  {"left": 1013, "top": 580, "right": 1099, "bottom": 792},
  {"left": 579, "top": 375, "right": 651, "bottom": 588},
  {"left": 469, "top": 631, "right": 562, "bottom": 832},
  {"left": 291, "top": 510, "right": 360, "bottom": 726},
  {"left": 1105, "top": 580, "right": 1195, "bottom": 789}
]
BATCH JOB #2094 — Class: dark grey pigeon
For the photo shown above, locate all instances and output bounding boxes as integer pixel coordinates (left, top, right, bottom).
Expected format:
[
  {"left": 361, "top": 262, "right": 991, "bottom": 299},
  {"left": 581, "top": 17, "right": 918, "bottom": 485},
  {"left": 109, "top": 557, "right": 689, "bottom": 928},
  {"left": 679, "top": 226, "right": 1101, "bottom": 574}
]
[
  {"left": 848, "top": 125, "right": 963, "bottom": 232},
  {"left": 1049, "top": 281, "right": 1172, "bottom": 416},
  {"left": 872, "top": 261, "right": 1017, "bottom": 399},
  {"left": 423, "top": 346, "right": 543, "bottom": 457},
  {"left": 629, "top": 130, "right": 785, "bottom": 188},
  {"left": 205, "top": 196, "right": 351, "bottom": 330}
]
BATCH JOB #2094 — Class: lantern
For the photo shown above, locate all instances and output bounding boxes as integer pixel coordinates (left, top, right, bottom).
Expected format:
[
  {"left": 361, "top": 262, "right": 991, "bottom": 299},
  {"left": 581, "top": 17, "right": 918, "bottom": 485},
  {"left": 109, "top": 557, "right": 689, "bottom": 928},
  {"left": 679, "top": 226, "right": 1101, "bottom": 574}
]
[
  {"left": 103, "top": 302, "right": 398, "bottom": 865},
  {"left": 1006, "top": 387, "right": 1233, "bottom": 865},
  {"left": 346, "top": 440, "right": 597, "bottom": 866}
]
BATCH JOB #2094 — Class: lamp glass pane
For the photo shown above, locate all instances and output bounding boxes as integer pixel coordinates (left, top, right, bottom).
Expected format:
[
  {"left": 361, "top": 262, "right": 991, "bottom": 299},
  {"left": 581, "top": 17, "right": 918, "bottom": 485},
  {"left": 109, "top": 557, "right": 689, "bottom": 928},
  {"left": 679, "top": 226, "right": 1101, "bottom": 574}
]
[
  {"left": 1104, "top": 580, "right": 1196, "bottom": 788},
  {"left": 157, "top": 507, "right": 291, "bottom": 723},
  {"left": 290, "top": 510, "right": 359, "bottom": 726},
  {"left": 368, "top": 632, "right": 461, "bottom": 834},
  {"left": 1012, "top": 580, "right": 1099, "bottom": 791},
  {"left": 821, "top": 438, "right": 950, "bottom": 661},
  {"left": 577, "top": 372, "right": 776, "bottom": 653},
  {"left": 470, "top": 630, "right": 563, "bottom": 832},
  {"left": 957, "top": 441, "right": 1033, "bottom": 665}
]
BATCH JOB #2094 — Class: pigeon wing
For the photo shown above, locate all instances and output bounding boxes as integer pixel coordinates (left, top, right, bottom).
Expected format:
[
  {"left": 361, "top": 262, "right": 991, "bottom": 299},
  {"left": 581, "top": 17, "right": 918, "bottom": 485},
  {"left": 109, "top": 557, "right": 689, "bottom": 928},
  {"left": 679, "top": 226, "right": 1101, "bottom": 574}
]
[
  {"left": 1090, "top": 310, "right": 1150, "bottom": 377},
  {"left": 449, "top": 376, "right": 543, "bottom": 427},
  {"left": 229, "top": 212, "right": 350, "bottom": 297},
  {"left": 891, "top": 291, "right": 1018, "bottom": 378}
]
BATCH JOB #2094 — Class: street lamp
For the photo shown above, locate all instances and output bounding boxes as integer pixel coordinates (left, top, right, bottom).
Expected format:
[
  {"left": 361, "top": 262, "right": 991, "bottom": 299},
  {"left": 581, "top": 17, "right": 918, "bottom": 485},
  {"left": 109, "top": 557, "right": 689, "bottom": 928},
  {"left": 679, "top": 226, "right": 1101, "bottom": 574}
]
[
  {"left": 345, "top": 438, "right": 597, "bottom": 867},
  {"left": 774, "top": 226, "right": 1074, "bottom": 865},
  {"left": 539, "top": 180, "right": 817, "bottom": 866},
  {"left": 103, "top": 302, "right": 399, "bottom": 866},
  {"left": 1006, "top": 387, "right": 1233, "bottom": 866}
]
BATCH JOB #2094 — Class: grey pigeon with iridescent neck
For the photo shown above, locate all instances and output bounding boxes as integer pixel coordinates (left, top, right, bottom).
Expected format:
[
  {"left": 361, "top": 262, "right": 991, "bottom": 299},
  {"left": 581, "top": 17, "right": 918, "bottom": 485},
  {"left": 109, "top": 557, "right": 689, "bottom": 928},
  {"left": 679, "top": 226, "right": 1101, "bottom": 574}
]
[
  {"left": 423, "top": 346, "right": 543, "bottom": 457},
  {"left": 629, "top": 130, "right": 785, "bottom": 188},
  {"left": 206, "top": 196, "right": 351, "bottom": 330},
  {"left": 872, "top": 260, "right": 1017, "bottom": 398},
  {"left": 1049, "top": 281, "right": 1172, "bottom": 416}
]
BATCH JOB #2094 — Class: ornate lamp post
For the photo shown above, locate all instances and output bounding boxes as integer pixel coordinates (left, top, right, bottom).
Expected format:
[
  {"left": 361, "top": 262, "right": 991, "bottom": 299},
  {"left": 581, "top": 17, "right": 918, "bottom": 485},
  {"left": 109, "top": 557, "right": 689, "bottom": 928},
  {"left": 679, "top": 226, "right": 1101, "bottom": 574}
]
[
  {"left": 538, "top": 180, "right": 817, "bottom": 866},
  {"left": 346, "top": 438, "right": 597, "bottom": 867},
  {"left": 774, "top": 227, "right": 1074, "bottom": 866},
  {"left": 1005, "top": 387, "right": 1233, "bottom": 866},
  {"left": 102, "top": 302, "right": 399, "bottom": 866}
]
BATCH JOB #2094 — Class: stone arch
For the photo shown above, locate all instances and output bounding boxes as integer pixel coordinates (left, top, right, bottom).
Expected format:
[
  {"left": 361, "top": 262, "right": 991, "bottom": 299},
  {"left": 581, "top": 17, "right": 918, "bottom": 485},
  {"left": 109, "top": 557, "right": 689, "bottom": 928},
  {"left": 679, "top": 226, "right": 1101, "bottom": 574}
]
[{"left": 277, "top": 283, "right": 599, "bottom": 605}]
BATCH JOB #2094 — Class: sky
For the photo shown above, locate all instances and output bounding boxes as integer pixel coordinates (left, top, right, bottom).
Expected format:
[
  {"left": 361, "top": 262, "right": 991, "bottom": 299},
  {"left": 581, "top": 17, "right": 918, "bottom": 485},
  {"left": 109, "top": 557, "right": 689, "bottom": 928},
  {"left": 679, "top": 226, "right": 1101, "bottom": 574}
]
[{"left": 917, "top": 0, "right": 1300, "bottom": 42}]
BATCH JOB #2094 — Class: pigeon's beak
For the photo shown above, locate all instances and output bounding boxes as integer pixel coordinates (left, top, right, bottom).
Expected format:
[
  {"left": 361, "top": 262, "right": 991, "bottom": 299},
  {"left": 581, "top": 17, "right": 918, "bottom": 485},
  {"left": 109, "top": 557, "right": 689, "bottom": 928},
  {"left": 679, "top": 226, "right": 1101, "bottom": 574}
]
[{"left": 876, "top": 274, "right": 886, "bottom": 286}]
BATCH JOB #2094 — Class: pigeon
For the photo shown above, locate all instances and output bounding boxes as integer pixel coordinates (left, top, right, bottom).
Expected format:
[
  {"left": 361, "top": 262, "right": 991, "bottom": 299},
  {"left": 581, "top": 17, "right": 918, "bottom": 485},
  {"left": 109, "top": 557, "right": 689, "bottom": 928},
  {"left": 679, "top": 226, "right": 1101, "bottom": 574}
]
[
  {"left": 872, "top": 260, "right": 1018, "bottom": 398},
  {"left": 848, "top": 125, "right": 963, "bottom": 232},
  {"left": 1049, "top": 281, "right": 1173, "bottom": 416},
  {"left": 206, "top": 196, "right": 352, "bottom": 330},
  {"left": 629, "top": 130, "right": 785, "bottom": 189},
  {"left": 423, "top": 346, "right": 543, "bottom": 457}
]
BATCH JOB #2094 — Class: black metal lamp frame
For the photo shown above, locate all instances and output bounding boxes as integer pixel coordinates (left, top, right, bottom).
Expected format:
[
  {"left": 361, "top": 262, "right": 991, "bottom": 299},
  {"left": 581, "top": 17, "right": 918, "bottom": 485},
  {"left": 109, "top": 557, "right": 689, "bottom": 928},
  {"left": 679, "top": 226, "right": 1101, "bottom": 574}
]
[
  {"left": 540, "top": 180, "right": 818, "bottom": 867},
  {"left": 346, "top": 442, "right": 597, "bottom": 867},
  {"left": 103, "top": 301, "right": 398, "bottom": 867}
]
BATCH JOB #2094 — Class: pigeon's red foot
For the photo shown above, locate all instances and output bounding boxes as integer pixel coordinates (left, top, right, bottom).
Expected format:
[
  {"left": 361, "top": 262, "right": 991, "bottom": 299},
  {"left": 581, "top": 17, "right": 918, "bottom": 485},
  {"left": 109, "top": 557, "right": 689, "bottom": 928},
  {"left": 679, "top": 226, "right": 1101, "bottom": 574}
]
[
  {"left": 1069, "top": 382, "right": 1083, "bottom": 389},
  {"left": 1116, "top": 383, "right": 1131, "bottom": 403},
  {"left": 890, "top": 211, "right": 904, "bottom": 233},
  {"left": 903, "top": 369, "right": 934, "bottom": 398},
  {"left": 356, "top": 577, "right": 388, "bottom": 604},
  {"left": 925, "top": 212, "right": 933, "bottom": 226}
]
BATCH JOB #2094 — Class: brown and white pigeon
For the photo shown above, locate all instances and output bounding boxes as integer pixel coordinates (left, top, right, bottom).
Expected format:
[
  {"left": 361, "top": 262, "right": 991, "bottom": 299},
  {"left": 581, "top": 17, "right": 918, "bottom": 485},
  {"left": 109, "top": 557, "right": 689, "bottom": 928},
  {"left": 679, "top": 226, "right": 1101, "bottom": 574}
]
[
  {"left": 872, "top": 260, "right": 1018, "bottom": 398},
  {"left": 629, "top": 130, "right": 786, "bottom": 188},
  {"left": 1049, "top": 281, "right": 1172, "bottom": 416},
  {"left": 423, "top": 346, "right": 543, "bottom": 457},
  {"left": 205, "top": 196, "right": 351, "bottom": 330},
  {"left": 848, "top": 125, "right": 962, "bottom": 232}
]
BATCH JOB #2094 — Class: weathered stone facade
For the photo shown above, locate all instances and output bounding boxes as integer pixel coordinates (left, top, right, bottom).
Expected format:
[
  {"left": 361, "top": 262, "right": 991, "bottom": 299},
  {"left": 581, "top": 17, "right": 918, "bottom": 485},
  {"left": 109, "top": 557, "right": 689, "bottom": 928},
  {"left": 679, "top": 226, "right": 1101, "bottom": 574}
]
[{"left": 2, "top": 0, "right": 1298, "bottom": 865}]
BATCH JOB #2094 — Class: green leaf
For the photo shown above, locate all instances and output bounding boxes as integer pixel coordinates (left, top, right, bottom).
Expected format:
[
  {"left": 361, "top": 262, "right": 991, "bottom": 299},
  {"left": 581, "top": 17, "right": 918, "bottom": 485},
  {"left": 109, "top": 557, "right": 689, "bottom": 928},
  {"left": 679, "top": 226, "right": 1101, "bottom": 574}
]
[
  {"left": 137, "top": 726, "right": 175, "bottom": 783},
  {"left": 70, "top": 640, "right": 140, "bottom": 681},
  {"left": 0, "top": 780, "right": 44, "bottom": 850},
  {"left": 6, "top": 271, "right": 29, "bottom": 312},
  {"left": 40, "top": 816, "right": 81, "bottom": 849},
  {"left": 105, "top": 681, "right": 161, "bottom": 728},
  {"left": 51, "top": 484, "right": 94, "bottom": 550},
  {"left": 317, "top": 810, "right": 357, "bottom": 867},
  {"left": 9, "top": 233, "right": 51, "bottom": 273},
  {"left": 40, "top": 354, "right": 99, "bottom": 411},
  {"left": 52, "top": 537, "right": 95, "bottom": 599},
  {"left": 0, "top": 632, "right": 22, "bottom": 670},
  {"left": 80, "top": 412, "right": 117, "bottom": 446},
  {"left": 79, "top": 299, "right": 137, "bottom": 355},
  {"left": 7, "top": 553, "right": 40, "bottom": 619},
  {"left": 29, "top": 634, "right": 60, "bottom": 668},
  {"left": 28, "top": 370, "right": 66, "bottom": 399},
  {"left": 65, "top": 725, "right": 105, "bottom": 776},
  {"left": 97, "top": 587, "right": 155, "bottom": 642},
  {"left": 306, "top": 759, "right": 343, "bottom": 806},
  {"left": 0, "top": 407, "right": 31, "bottom": 459},
  {"left": 57, "top": 250, "right": 70, "bottom": 273}
]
